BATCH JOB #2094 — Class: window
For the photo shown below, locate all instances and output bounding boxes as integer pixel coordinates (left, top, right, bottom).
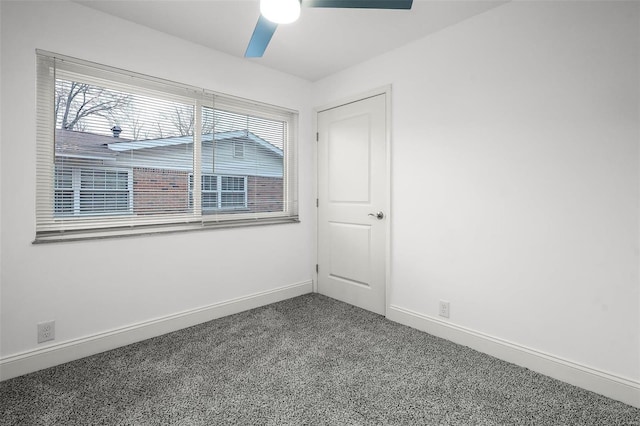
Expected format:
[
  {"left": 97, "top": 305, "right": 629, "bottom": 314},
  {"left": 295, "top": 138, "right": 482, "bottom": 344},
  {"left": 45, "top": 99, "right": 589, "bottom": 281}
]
[
  {"left": 200, "top": 175, "right": 219, "bottom": 210},
  {"left": 221, "top": 176, "right": 247, "bottom": 209},
  {"left": 35, "top": 50, "right": 298, "bottom": 242},
  {"left": 189, "top": 174, "right": 247, "bottom": 211},
  {"left": 55, "top": 166, "right": 132, "bottom": 216},
  {"left": 233, "top": 140, "right": 244, "bottom": 159}
]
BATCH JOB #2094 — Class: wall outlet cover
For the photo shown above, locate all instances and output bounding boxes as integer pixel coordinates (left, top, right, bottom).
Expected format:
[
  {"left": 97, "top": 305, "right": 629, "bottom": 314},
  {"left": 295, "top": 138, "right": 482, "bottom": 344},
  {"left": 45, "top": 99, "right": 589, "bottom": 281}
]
[
  {"left": 439, "top": 301, "right": 450, "bottom": 319},
  {"left": 37, "top": 321, "right": 55, "bottom": 343}
]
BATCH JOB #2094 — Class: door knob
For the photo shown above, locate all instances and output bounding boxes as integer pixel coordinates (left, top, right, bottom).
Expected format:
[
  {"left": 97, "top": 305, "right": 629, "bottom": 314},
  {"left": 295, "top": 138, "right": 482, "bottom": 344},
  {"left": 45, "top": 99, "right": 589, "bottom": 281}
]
[{"left": 368, "top": 211, "right": 384, "bottom": 220}]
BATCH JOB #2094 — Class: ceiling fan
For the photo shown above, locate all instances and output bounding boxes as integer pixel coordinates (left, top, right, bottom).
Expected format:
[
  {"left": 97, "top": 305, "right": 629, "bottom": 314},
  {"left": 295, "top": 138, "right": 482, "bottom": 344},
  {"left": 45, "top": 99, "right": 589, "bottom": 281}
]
[{"left": 245, "top": 0, "right": 414, "bottom": 57}]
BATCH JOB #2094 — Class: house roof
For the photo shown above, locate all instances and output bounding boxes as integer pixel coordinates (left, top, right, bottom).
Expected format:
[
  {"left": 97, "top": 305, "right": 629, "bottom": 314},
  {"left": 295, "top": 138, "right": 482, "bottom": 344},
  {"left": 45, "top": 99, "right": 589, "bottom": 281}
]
[
  {"left": 107, "top": 129, "right": 283, "bottom": 157},
  {"left": 55, "top": 129, "right": 283, "bottom": 158},
  {"left": 55, "top": 129, "right": 119, "bottom": 160}
]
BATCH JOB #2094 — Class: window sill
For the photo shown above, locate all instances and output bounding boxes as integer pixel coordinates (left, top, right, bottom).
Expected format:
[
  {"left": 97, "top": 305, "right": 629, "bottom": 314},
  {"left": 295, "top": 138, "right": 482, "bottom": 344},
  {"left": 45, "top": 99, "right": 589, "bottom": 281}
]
[{"left": 33, "top": 216, "right": 300, "bottom": 244}]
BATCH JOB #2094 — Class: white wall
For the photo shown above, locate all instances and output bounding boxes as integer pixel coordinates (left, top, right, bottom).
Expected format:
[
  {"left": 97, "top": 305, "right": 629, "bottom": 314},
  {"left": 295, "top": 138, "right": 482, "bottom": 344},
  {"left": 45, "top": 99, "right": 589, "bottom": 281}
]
[
  {"left": 314, "top": 0, "right": 639, "bottom": 386},
  {"left": 0, "top": 1, "right": 314, "bottom": 364}
]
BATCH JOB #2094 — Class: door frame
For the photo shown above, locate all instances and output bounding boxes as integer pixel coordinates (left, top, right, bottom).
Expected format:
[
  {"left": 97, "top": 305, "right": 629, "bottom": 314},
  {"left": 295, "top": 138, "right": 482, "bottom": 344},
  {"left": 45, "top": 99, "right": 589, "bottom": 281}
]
[{"left": 313, "top": 85, "right": 392, "bottom": 316}]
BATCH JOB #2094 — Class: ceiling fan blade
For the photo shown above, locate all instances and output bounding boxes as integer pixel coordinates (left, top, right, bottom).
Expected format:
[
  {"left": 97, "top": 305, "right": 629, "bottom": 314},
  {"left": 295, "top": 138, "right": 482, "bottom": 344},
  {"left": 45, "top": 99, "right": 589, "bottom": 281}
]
[
  {"left": 303, "top": 0, "right": 412, "bottom": 9},
  {"left": 245, "top": 15, "right": 278, "bottom": 58}
]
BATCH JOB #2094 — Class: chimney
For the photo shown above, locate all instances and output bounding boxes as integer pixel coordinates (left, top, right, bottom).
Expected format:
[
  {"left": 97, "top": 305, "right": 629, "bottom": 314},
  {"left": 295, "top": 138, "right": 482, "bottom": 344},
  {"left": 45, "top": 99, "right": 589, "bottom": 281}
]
[{"left": 111, "top": 126, "right": 122, "bottom": 138}]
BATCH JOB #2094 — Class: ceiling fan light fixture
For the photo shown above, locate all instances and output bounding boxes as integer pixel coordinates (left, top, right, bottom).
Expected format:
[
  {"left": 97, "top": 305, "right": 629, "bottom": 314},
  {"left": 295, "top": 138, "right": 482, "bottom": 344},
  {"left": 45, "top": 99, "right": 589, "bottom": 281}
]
[{"left": 260, "top": 0, "right": 301, "bottom": 24}]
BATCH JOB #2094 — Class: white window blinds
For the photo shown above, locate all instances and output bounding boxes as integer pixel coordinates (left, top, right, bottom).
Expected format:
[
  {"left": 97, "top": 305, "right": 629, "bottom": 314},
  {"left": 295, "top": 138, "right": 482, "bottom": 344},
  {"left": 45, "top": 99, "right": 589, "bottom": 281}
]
[{"left": 35, "top": 50, "right": 299, "bottom": 242}]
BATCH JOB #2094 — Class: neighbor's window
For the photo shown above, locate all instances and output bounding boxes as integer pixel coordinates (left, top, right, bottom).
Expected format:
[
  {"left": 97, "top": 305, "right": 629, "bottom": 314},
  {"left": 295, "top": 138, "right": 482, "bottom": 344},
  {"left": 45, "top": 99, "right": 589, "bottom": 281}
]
[
  {"left": 35, "top": 50, "right": 298, "bottom": 242},
  {"left": 54, "top": 166, "right": 132, "bottom": 216},
  {"left": 233, "top": 140, "right": 245, "bottom": 159},
  {"left": 188, "top": 174, "right": 248, "bottom": 211}
]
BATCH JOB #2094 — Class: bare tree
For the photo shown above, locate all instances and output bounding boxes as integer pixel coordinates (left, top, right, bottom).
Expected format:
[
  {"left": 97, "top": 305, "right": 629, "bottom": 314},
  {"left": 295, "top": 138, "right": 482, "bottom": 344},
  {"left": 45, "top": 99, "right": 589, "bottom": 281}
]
[
  {"left": 55, "top": 80, "right": 215, "bottom": 140},
  {"left": 55, "top": 81, "right": 131, "bottom": 131},
  {"left": 202, "top": 108, "right": 215, "bottom": 135},
  {"left": 167, "top": 104, "right": 217, "bottom": 137},
  {"left": 129, "top": 118, "right": 145, "bottom": 140},
  {"left": 110, "top": 104, "right": 146, "bottom": 140},
  {"left": 155, "top": 123, "right": 164, "bottom": 139},
  {"left": 169, "top": 105, "right": 195, "bottom": 136}
]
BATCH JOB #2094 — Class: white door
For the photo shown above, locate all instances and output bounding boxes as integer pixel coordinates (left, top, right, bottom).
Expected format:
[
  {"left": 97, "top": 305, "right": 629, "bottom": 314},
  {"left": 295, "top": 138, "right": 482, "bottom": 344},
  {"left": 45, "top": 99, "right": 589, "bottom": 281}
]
[{"left": 317, "top": 93, "right": 388, "bottom": 315}]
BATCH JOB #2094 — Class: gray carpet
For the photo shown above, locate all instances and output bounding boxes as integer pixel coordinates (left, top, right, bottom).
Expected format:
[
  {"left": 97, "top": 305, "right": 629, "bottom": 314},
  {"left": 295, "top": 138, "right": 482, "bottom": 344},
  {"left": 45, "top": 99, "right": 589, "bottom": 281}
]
[{"left": 1, "top": 294, "right": 638, "bottom": 425}]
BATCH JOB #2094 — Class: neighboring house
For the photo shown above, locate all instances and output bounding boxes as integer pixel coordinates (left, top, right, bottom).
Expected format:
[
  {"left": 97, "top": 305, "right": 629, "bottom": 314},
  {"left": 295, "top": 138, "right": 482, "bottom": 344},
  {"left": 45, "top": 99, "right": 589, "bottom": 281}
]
[{"left": 54, "top": 128, "right": 284, "bottom": 217}]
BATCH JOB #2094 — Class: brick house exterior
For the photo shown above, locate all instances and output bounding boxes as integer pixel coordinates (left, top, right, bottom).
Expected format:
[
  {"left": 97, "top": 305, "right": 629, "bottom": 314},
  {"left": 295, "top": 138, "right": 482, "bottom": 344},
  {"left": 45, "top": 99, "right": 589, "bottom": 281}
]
[
  {"left": 133, "top": 167, "right": 190, "bottom": 215},
  {"left": 247, "top": 176, "right": 284, "bottom": 213},
  {"left": 54, "top": 129, "right": 284, "bottom": 217}
]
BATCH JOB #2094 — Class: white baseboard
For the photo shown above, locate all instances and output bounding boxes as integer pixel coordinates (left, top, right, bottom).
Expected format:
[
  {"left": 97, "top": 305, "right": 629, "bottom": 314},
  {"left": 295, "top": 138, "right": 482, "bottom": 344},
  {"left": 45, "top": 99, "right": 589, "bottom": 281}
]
[
  {"left": 0, "top": 280, "right": 313, "bottom": 381},
  {"left": 387, "top": 305, "right": 640, "bottom": 409}
]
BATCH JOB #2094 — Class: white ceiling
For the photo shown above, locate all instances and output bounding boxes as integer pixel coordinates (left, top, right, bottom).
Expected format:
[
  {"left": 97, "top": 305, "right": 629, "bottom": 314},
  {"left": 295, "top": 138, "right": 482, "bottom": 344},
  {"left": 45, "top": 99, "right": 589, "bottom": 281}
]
[{"left": 76, "top": 0, "right": 506, "bottom": 82}]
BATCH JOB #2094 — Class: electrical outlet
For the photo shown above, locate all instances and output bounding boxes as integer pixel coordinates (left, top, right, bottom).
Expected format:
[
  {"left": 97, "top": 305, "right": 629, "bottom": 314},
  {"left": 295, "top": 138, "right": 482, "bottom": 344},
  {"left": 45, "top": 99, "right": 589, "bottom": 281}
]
[
  {"left": 37, "top": 321, "right": 55, "bottom": 343},
  {"left": 439, "top": 301, "right": 450, "bottom": 319}
]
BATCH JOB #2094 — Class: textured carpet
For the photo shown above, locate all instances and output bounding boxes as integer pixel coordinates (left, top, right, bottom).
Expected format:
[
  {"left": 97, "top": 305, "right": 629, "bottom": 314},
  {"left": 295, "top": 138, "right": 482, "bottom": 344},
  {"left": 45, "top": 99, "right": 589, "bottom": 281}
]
[{"left": 1, "top": 294, "right": 638, "bottom": 425}]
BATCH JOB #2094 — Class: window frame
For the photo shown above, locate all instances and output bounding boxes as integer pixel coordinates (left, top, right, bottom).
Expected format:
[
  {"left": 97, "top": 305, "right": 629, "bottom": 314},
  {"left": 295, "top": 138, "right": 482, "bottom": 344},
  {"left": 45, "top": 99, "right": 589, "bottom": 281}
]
[{"left": 34, "top": 50, "right": 299, "bottom": 243}]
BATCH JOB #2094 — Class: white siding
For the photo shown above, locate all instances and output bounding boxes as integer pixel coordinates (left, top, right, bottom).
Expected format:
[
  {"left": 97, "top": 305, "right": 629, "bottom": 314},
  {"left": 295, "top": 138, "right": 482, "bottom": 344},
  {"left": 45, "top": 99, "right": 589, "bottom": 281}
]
[
  {"left": 104, "top": 140, "right": 283, "bottom": 177},
  {"left": 203, "top": 140, "right": 283, "bottom": 177}
]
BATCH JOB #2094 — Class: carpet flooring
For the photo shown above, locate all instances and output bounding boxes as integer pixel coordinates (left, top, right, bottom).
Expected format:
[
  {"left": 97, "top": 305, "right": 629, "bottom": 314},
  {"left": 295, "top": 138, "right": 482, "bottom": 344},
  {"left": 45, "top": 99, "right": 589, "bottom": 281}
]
[{"left": 1, "top": 293, "right": 638, "bottom": 425}]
